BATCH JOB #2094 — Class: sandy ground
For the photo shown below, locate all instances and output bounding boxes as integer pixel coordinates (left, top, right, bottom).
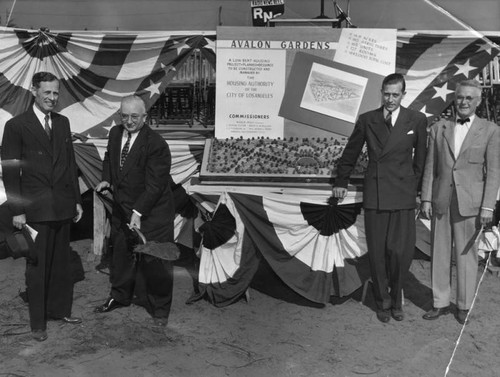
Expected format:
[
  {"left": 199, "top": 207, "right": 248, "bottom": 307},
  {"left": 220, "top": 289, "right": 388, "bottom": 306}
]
[{"left": 0, "top": 239, "right": 499, "bottom": 377}]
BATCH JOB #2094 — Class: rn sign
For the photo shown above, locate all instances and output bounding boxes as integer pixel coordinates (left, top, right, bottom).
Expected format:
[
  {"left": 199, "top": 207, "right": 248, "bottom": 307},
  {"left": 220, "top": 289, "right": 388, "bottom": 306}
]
[{"left": 251, "top": 0, "right": 285, "bottom": 26}]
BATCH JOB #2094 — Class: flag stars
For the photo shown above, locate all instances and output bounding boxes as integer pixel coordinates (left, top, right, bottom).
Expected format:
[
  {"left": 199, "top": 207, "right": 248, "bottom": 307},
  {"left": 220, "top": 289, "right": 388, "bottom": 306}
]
[
  {"left": 475, "top": 42, "right": 493, "bottom": 55},
  {"left": 454, "top": 59, "right": 476, "bottom": 78},
  {"left": 419, "top": 105, "right": 433, "bottom": 119},
  {"left": 144, "top": 79, "right": 161, "bottom": 99},
  {"left": 174, "top": 39, "right": 189, "bottom": 54},
  {"left": 160, "top": 63, "right": 176, "bottom": 72},
  {"left": 432, "top": 83, "right": 454, "bottom": 101},
  {"left": 203, "top": 37, "right": 216, "bottom": 52}
]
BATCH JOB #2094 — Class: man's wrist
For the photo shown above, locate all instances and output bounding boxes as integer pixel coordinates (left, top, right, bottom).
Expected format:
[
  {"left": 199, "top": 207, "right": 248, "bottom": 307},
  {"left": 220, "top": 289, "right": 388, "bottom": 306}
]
[{"left": 132, "top": 209, "right": 142, "bottom": 217}]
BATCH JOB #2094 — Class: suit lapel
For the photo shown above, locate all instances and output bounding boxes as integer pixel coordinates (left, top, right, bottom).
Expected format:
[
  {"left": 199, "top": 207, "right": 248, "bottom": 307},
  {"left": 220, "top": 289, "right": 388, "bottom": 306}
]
[
  {"left": 380, "top": 107, "right": 412, "bottom": 157},
  {"left": 119, "top": 126, "right": 148, "bottom": 177},
  {"left": 24, "top": 109, "right": 53, "bottom": 155},
  {"left": 441, "top": 120, "right": 455, "bottom": 159},
  {"left": 112, "top": 127, "right": 125, "bottom": 180},
  {"left": 51, "top": 114, "right": 66, "bottom": 164},
  {"left": 368, "top": 107, "right": 390, "bottom": 151},
  {"left": 458, "top": 118, "right": 484, "bottom": 157}
]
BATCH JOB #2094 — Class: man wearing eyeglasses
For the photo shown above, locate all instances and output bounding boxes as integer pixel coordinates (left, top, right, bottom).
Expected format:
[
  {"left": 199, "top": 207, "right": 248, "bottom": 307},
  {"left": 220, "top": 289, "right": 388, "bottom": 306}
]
[
  {"left": 94, "top": 95, "right": 175, "bottom": 327},
  {"left": 421, "top": 79, "right": 500, "bottom": 325}
]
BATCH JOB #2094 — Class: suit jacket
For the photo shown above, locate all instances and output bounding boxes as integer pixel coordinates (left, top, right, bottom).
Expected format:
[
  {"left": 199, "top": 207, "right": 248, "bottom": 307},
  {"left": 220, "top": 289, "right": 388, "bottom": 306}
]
[
  {"left": 336, "top": 106, "right": 428, "bottom": 210},
  {"left": 102, "top": 124, "right": 174, "bottom": 240},
  {"left": 421, "top": 117, "right": 500, "bottom": 216},
  {"left": 1, "top": 108, "right": 81, "bottom": 222}
]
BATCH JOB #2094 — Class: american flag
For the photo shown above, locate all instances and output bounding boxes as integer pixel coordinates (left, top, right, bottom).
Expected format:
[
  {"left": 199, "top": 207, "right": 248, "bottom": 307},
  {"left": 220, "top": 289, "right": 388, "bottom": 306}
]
[
  {"left": 192, "top": 190, "right": 367, "bottom": 306},
  {"left": 0, "top": 27, "right": 215, "bottom": 140},
  {"left": 397, "top": 31, "right": 500, "bottom": 121}
]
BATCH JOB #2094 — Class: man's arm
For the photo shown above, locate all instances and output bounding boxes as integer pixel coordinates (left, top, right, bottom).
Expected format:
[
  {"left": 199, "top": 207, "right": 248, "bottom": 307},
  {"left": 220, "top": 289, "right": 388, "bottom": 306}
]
[
  {"left": 480, "top": 124, "right": 500, "bottom": 224},
  {"left": 412, "top": 112, "right": 428, "bottom": 188},
  {"left": 420, "top": 124, "right": 437, "bottom": 219},
  {"left": 1, "top": 120, "right": 25, "bottom": 218},
  {"left": 132, "top": 135, "right": 172, "bottom": 217},
  {"left": 332, "top": 117, "right": 366, "bottom": 201}
]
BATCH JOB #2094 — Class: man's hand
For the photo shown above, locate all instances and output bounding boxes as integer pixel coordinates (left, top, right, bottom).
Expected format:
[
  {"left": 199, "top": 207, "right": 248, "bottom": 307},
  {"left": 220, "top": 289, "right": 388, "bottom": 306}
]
[
  {"left": 95, "top": 181, "right": 111, "bottom": 192},
  {"left": 421, "top": 201, "right": 432, "bottom": 219},
  {"left": 332, "top": 187, "right": 348, "bottom": 203},
  {"left": 480, "top": 208, "right": 494, "bottom": 226},
  {"left": 74, "top": 203, "right": 83, "bottom": 223},
  {"left": 129, "top": 212, "right": 141, "bottom": 230},
  {"left": 12, "top": 214, "right": 26, "bottom": 230}
]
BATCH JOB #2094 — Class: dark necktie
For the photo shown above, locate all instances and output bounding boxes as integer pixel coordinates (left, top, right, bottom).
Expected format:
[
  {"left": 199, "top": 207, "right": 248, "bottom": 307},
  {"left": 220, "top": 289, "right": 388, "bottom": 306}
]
[
  {"left": 120, "top": 132, "right": 131, "bottom": 169},
  {"left": 385, "top": 111, "right": 392, "bottom": 132},
  {"left": 44, "top": 114, "right": 51, "bottom": 140},
  {"left": 457, "top": 117, "right": 470, "bottom": 125}
]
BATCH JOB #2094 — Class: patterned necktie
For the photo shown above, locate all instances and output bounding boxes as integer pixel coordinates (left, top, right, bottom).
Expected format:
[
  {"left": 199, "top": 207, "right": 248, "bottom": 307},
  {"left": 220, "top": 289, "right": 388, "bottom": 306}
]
[
  {"left": 44, "top": 114, "right": 51, "bottom": 140},
  {"left": 120, "top": 131, "right": 131, "bottom": 169},
  {"left": 385, "top": 111, "right": 392, "bottom": 132}
]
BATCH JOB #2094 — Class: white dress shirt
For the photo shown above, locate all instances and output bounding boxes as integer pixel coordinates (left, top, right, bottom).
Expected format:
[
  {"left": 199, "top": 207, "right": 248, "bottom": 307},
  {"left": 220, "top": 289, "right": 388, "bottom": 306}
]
[
  {"left": 33, "top": 105, "right": 51, "bottom": 131},
  {"left": 383, "top": 106, "right": 400, "bottom": 127}
]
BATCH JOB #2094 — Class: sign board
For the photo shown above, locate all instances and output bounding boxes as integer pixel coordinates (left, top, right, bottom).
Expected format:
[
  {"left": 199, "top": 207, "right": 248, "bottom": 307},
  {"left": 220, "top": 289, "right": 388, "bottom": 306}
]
[
  {"left": 250, "top": 0, "right": 285, "bottom": 27},
  {"left": 215, "top": 26, "right": 397, "bottom": 140}
]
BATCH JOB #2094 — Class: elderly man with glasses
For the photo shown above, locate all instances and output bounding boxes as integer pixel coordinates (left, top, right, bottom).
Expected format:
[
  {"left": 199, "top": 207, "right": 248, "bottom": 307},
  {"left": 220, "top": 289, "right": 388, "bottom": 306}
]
[
  {"left": 421, "top": 79, "right": 500, "bottom": 325},
  {"left": 94, "top": 95, "right": 175, "bottom": 328}
]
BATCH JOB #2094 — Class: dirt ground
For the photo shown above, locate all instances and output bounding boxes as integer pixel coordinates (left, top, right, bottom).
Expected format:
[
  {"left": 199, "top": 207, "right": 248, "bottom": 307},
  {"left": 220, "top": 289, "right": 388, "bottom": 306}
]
[{"left": 0, "top": 239, "right": 499, "bottom": 377}]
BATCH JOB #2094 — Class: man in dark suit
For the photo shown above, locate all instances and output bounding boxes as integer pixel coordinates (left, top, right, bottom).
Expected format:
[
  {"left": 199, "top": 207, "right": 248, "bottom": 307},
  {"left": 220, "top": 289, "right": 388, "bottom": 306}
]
[
  {"left": 94, "top": 95, "right": 175, "bottom": 327},
  {"left": 421, "top": 79, "right": 500, "bottom": 324},
  {"left": 332, "top": 73, "right": 427, "bottom": 323},
  {"left": 1, "top": 72, "right": 83, "bottom": 342}
]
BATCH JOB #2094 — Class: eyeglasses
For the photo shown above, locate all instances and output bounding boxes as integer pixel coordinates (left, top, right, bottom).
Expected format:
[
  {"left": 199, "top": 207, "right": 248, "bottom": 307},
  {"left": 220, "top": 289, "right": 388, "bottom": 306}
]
[
  {"left": 456, "top": 96, "right": 479, "bottom": 102},
  {"left": 120, "top": 113, "right": 144, "bottom": 122}
]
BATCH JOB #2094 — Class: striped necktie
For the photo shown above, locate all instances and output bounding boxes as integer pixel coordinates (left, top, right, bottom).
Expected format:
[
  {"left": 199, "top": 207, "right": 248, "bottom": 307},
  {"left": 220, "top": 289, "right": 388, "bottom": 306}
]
[
  {"left": 385, "top": 111, "right": 392, "bottom": 132},
  {"left": 120, "top": 132, "right": 131, "bottom": 168},
  {"left": 44, "top": 114, "right": 51, "bottom": 140}
]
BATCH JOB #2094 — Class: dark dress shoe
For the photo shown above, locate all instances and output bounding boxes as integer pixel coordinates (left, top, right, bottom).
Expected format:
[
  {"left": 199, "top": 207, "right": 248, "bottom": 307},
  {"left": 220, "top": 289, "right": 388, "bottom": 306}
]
[
  {"left": 391, "top": 309, "right": 404, "bottom": 321},
  {"left": 49, "top": 316, "right": 82, "bottom": 324},
  {"left": 94, "top": 297, "right": 126, "bottom": 313},
  {"left": 422, "top": 306, "right": 450, "bottom": 320},
  {"left": 32, "top": 329, "right": 48, "bottom": 342},
  {"left": 61, "top": 316, "right": 82, "bottom": 324},
  {"left": 376, "top": 310, "right": 391, "bottom": 323},
  {"left": 456, "top": 309, "right": 469, "bottom": 325}
]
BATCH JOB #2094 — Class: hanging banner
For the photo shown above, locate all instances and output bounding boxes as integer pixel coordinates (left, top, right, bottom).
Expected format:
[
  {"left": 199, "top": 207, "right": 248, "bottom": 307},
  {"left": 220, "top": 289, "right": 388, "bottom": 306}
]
[
  {"left": 215, "top": 26, "right": 397, "bottom": 140},
  {"left": 250, "top": 0, "right": 285, "bottom": 27}
]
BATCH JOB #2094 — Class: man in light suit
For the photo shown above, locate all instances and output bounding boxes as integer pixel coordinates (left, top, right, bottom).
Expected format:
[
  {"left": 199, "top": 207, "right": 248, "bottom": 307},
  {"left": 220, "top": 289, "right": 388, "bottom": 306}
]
[
  {"left": 333, "top": 73, "right": 428, "bottom": 323},
  {"left": 1, "top": 72, "right": 83, "bottom": 342},
  {"left": 94, "top": 95, "right": 175, "bottom": 327},
  {"left": 421, "top": 79, "right": 500, "bottom": 325}
]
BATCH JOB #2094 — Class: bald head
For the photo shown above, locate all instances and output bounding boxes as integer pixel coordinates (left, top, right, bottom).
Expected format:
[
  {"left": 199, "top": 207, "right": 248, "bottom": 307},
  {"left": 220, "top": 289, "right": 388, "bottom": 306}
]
[{"left": 120, "top": 95, "right": 148, "bottom": 133}]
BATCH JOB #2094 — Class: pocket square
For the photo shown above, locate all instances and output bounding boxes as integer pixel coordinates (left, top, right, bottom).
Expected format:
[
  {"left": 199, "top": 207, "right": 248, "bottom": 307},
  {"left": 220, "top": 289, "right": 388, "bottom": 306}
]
[{"left": 407, "top": 130, "right": 414, "bottom": 135}]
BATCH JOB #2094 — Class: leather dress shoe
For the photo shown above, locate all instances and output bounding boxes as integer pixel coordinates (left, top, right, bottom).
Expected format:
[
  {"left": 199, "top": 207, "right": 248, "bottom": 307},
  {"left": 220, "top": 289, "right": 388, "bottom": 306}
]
[
  {"left": 94, "top": 297, "right": 126, "bottom": 313},
  {"left": 391, "top": 309, "right": 404, "bottom": 321},
  {"left": 49, "top": 316, "right": 82, "bottom": 324},
  {"left": 32, "top": 329, "right": 48, "bottom": 342},
  {"left": 61, "top": 316, "right": 82, "bottom": 324},
  {"left": 376, "top": 310, "right": 391, "bottom": 323},
  {"left": 422, "top": 306, "right": 450, "bottom": 320},
  {"left": 456, "top": 309, "right": 469, "bottom": 325}
]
